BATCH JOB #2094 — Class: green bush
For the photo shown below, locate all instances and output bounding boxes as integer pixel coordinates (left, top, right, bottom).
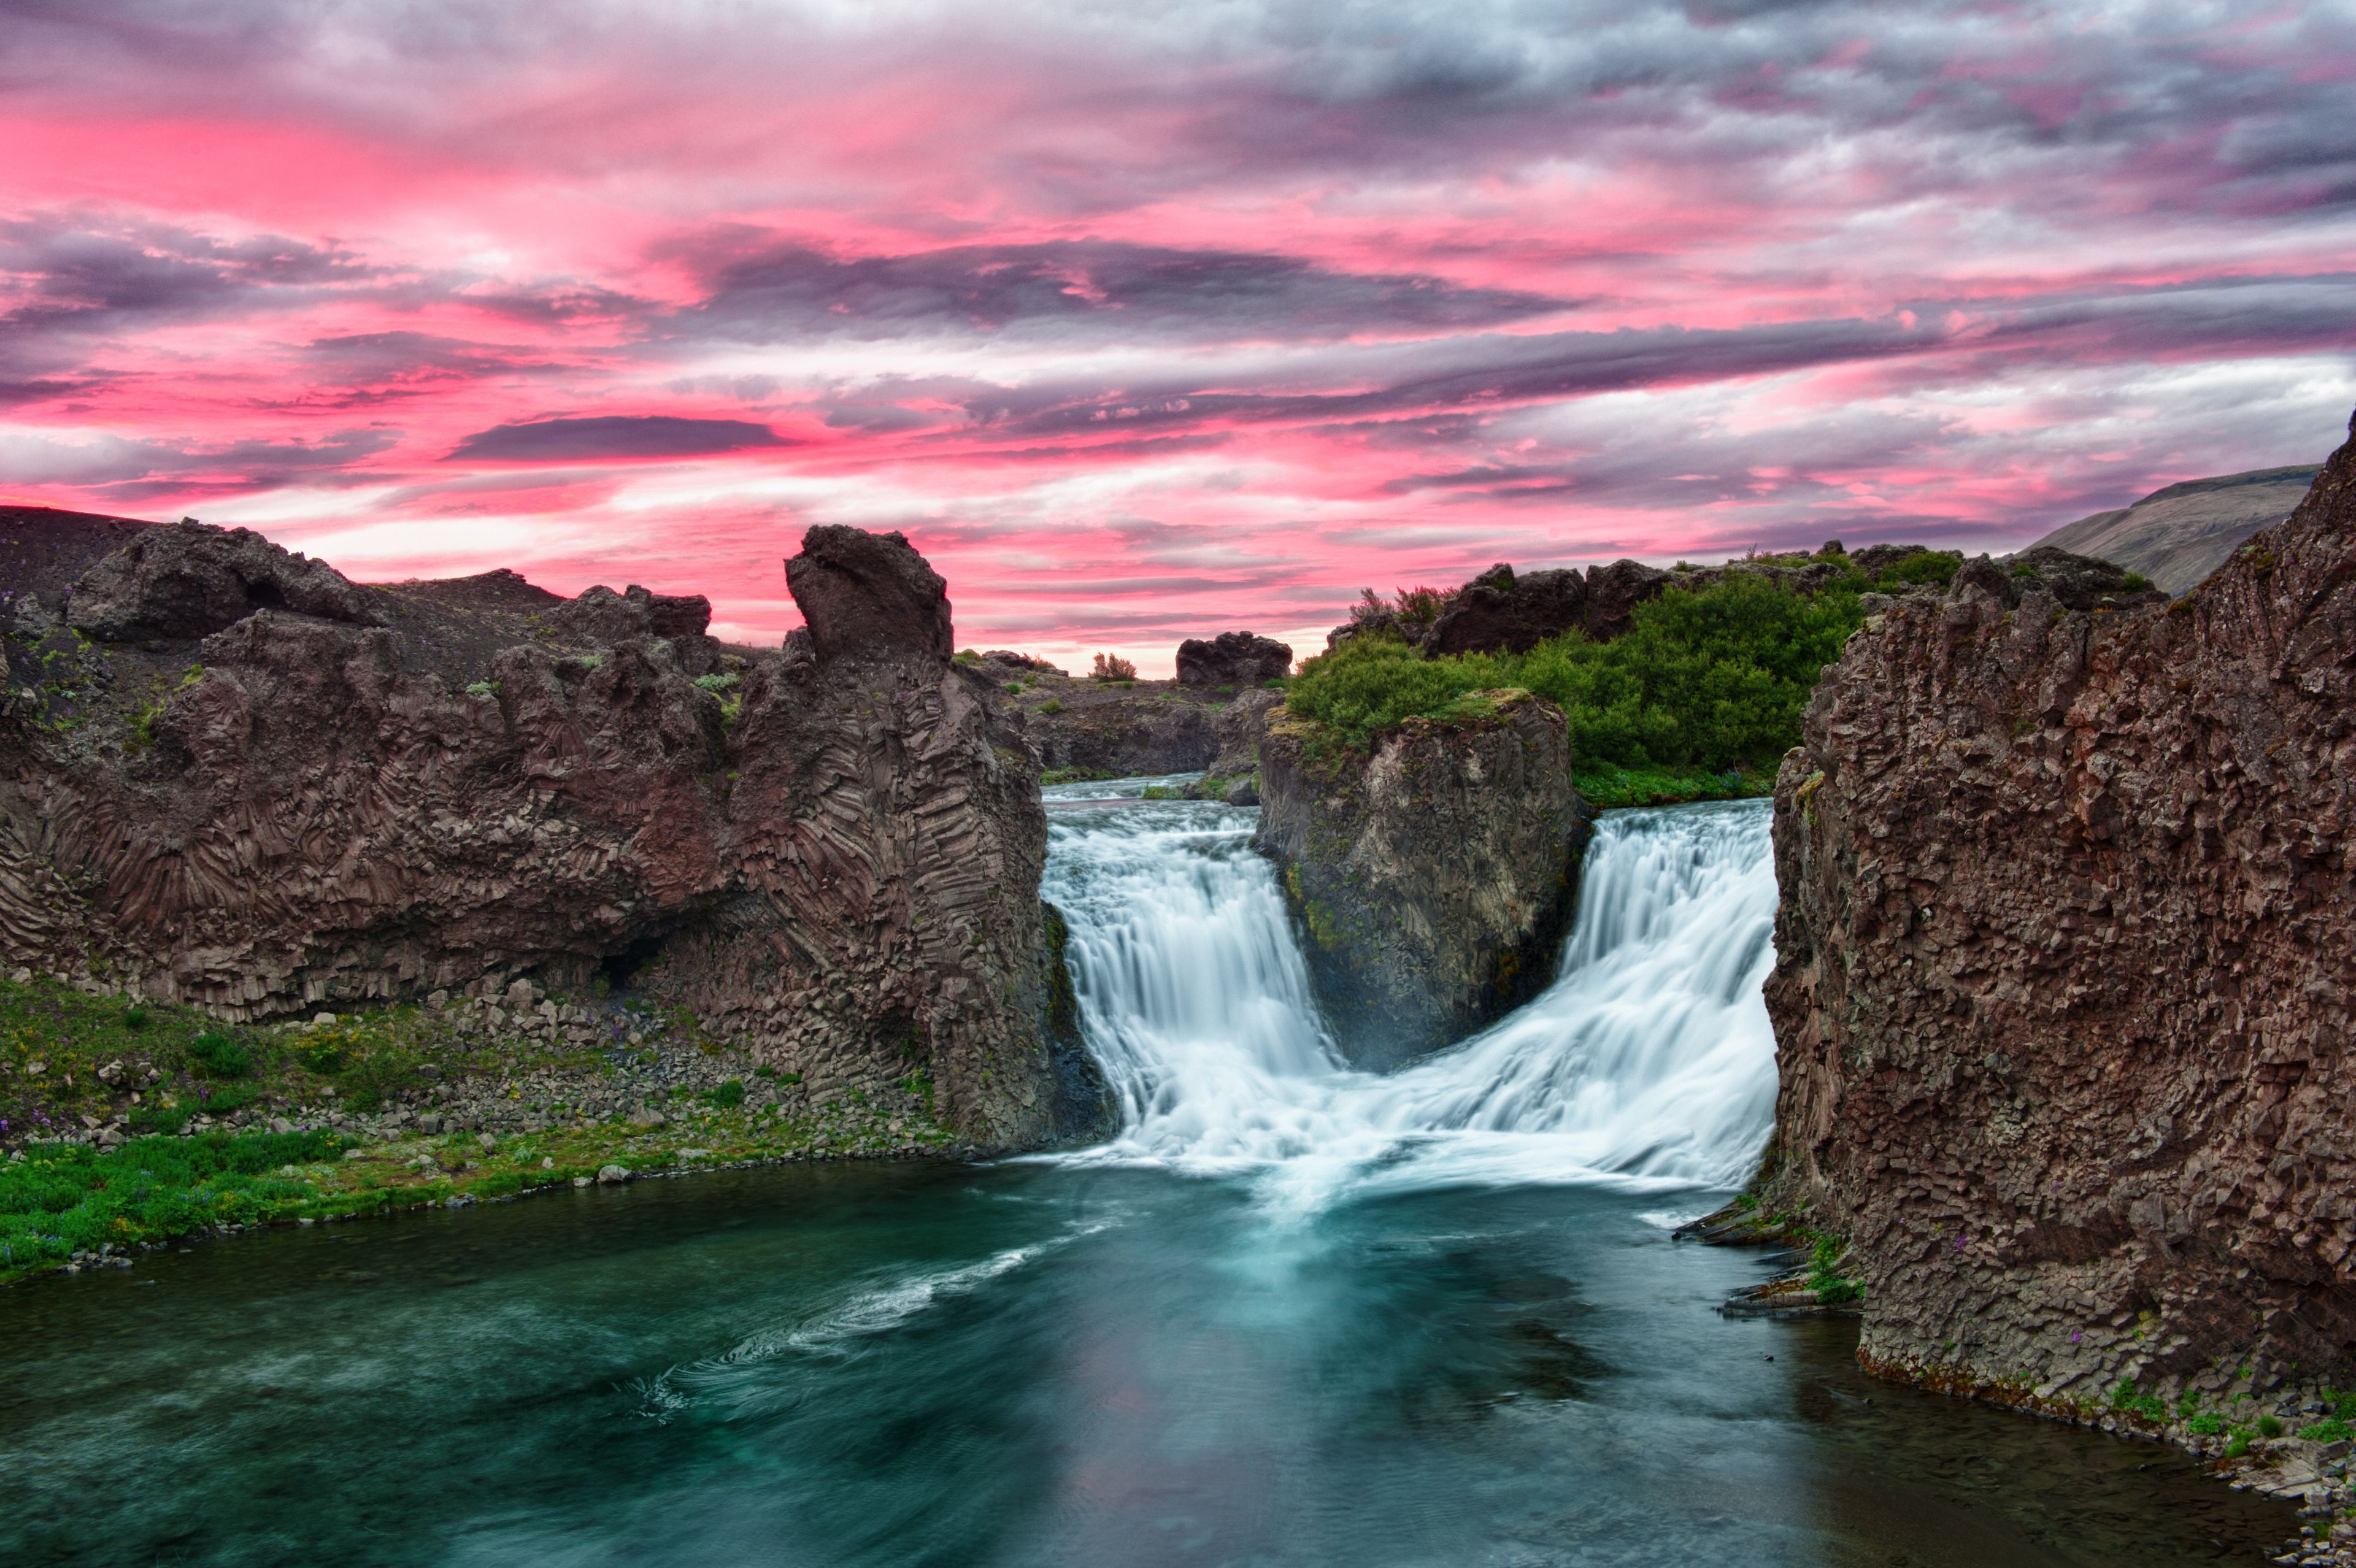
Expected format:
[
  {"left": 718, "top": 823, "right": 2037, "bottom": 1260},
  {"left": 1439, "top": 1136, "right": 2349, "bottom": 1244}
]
[
  {"left": 2255, "top": 1414, "right": 2284, "bottom": 1439},
  {"left": 297, "top": 1039, "right": 346, "bottom": 1074},
  {"left": 123, "top": 1005, "right": 150, "bottom": 1031},
  {"left": 187, "top": 1031, "right": 252, "bottom": 1078},
  {"left": 2185, "top": 1411, "right": 2225, "bottom": 1437},
  {"left": 1037, "top": 699, "right": 1064, "bottom": 716},
  {"left": 692, "top": 672, "right": 740, "bottom": 693},
  {"left": 706, "top": 1078, "right": 745, "bottom": 1109},
  {"left": 1287, "top": 559, "right": 1959, "bottom": 775},
  {"left": 2297, "top": 1416, "right": 2351, "bottom": 1442}
]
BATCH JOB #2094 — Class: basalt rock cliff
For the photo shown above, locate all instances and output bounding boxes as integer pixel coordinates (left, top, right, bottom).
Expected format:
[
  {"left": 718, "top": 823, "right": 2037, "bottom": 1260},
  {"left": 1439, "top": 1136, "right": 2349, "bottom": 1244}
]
[
  {"left": 0, "top": 512, "right": 1106, "bottom": 1151},
  {"left": 1761, "top": 415, "right": 2356, "bottom": 1413},
  {"left": 1257, "top": 691, "right": 1589, "bottom": 1069}
]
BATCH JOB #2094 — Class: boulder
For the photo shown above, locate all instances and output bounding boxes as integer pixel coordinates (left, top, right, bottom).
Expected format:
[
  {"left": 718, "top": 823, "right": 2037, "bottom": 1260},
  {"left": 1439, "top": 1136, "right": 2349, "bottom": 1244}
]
[
  {"left": 1425, "top": 565, "right": 1589, "bottom": 656},
  {"left": 552, "top": 583, "right": 714, "bottom": 643},
  {"left": 1581, "top": 558, "right": 1671, "bottom": 641},
  {"left": 65, "top": 520, "right": 383, "bottom": 641},
  {"left": 596, "top": 1164, "right": 633, "bottom": 1185},
  {"left": 1175, "top": 631, "right": 1293, "bottom": 687},
  {"left": 783, "top": 526, "right": 953, "bottom": 663}
]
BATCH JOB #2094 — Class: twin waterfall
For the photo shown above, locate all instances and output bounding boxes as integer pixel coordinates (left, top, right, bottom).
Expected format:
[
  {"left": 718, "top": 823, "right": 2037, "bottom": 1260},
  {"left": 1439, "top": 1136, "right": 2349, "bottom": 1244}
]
[{"left": 1039, "top": 782, "right": 1780, "bottom": 1207}]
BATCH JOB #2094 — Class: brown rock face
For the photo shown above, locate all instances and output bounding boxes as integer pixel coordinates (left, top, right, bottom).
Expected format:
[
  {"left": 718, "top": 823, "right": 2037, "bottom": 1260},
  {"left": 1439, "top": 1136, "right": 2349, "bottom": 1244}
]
[
  {"left": 1257, "top": 693, "right": 1590, "bottom": 1068},
  {"left": 1174, "top": 631, "right": 1293, "bottom": 687},
  {"left": 1762, "top": 414, "right": 2356, "bottom": 1407},
  {"left": 65, "top": 519, "right": 385, "bottom": 640},
  {"left": 1424, "top": 565, "right": 1588, "bottom": 656},
  {"left": 783, "top": 526, "right": 953, "bottom": 663},
  {"left": 1, "top": 518, "right": 1101, "bottom": 1150}
]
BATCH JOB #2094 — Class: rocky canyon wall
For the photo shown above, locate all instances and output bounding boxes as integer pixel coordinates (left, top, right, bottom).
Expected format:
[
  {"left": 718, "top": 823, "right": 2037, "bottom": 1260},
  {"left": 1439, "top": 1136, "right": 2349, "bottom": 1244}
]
[
  {"left": 1762, "top": 413, "right": 2356, "bottom": 1410},
  {"left": 0, "top": 516, "right": 1104, "bottom": 1150}
]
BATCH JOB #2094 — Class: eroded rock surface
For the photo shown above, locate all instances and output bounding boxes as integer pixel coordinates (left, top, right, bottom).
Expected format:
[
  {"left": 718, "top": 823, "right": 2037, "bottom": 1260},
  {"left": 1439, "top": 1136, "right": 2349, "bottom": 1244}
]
[
  {"left": 1761, "top": 420, "right": 2356, "bottom": 1411},
  {"left": 1175, "top": 631, "right": 1292, "bottom": 687},
  {"left": 1257, "top": 692, "right": 1590, "bottom": 1068},
  {"left": 1, "top": 515, "right": 1101, "bottom": 1150}
]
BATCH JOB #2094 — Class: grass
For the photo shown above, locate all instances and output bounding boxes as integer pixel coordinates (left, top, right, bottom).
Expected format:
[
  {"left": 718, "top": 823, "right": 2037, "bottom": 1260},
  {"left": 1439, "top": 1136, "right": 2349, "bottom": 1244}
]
[
  {"left": 1287, "top": 550, "right": 1963, "bottom": 785},
  {"left": 0, "top": 974, "right": 953, "bottom": 1283}
]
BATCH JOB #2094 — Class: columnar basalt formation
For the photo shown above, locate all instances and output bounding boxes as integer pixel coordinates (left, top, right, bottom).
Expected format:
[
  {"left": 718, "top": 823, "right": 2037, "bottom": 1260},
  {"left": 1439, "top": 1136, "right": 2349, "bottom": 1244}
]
[
  {"left": 1761, "top": 414, "right": 2356, "bottom": 1411},
  {"left": 0, "top": 514, "right": 1104, "bottom": 1150},
  {"left": 1256, "top": 692, "right": 1589, "bottom": 1069}
]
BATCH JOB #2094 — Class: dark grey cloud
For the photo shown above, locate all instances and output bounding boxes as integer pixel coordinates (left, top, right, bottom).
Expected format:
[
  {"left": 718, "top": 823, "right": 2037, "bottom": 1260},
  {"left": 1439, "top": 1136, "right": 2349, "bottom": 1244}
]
[
  {"left": 445, "top": 415, "right": 790, "bottom": 462},
  {"left": 662, "top": 237, "right": 1569, "bottom": 345},
  {"left": 0, "top": 215, "right": 372, "bottom": 337},
  {"left": 934, "top": 274, "right": 2356, "bottom": 442}
]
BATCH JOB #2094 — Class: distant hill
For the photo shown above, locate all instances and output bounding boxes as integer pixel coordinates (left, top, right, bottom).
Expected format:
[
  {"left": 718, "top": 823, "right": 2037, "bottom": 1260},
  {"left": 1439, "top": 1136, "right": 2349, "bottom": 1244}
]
[{"left": 2030, "top": 466, "right": 2319, "bottom": 594}]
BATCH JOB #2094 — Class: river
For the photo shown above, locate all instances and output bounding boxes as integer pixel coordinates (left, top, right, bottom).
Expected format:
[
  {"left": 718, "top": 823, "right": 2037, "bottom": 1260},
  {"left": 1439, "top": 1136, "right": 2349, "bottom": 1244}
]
[{"left": 0, "top": 788, "right": 2290, "bottom": 1564}]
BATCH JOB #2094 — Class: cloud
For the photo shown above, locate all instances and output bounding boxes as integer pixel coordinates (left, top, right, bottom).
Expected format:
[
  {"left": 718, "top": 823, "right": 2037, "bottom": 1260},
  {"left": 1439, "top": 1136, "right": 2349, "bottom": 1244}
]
[
  {"left": 664, "top": 236, "right": 1571, "bottom": 345},
  {"left": 445, "top": 415, "right": 793, "bottom": 463},
  {"left": 0, "top": 1, "right": 2351, "bottom": 661}
]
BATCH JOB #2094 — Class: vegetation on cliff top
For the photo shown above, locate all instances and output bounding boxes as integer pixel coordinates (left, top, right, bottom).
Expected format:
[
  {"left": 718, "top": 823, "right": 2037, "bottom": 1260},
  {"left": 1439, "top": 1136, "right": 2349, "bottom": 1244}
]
[{"left": 1286, "top": 549, "right": 1961, "bottom": 799}]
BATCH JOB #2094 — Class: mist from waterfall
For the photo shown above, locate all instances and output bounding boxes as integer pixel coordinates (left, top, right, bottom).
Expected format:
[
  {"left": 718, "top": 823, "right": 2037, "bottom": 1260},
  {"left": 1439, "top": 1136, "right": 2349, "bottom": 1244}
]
[{"left": 1039, "top": 780, "right": 1780, "bottom": 1205}]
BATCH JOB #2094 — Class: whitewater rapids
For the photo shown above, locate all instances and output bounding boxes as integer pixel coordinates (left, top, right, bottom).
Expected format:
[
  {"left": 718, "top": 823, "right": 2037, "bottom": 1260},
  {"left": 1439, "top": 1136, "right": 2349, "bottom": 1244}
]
[{"left": 1039, "top": 779, "right": 1780, "bottom": 1207}]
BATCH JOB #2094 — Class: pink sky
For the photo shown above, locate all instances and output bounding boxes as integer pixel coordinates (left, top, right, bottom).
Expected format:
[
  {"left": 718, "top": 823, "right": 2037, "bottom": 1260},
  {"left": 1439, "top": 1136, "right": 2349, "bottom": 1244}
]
[{"left": 4, "top": 1, "right": 2353, "bottom": 672}]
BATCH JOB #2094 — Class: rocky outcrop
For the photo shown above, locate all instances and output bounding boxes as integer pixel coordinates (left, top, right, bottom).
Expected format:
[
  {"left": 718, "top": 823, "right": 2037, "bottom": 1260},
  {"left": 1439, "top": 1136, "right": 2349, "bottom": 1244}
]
[
  {"left": 1175, "top": 631, "right": 1292, "bottom": 687},
  {"left": 1256, "top": 691, "right": 1590, "bottom": 1068},
  {"left": 1760, "top": 418, "right": 2356, "bottom": 1416},
  {"left": 0, "top": 515, "right": 1103, "bottom": 1150},
  {"left": 65, "top": 520, "right": 385, "bottom": 640},
  {"left": 1425, "top": 564, "right": 1588, "bottom": 656}
]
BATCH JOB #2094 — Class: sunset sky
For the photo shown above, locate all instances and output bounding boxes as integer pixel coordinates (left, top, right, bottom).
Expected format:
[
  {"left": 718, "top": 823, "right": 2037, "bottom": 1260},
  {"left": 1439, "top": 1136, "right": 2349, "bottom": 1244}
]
[{"left": 4, "top": 1, "right": 2353, "bottom": 671}]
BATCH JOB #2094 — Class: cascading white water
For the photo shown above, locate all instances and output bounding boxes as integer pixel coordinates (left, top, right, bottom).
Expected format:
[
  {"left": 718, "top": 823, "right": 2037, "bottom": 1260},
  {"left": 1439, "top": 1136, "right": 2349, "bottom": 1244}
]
[{"left": 1041, "top": 777, "right": 1779, "bottom": 1201}]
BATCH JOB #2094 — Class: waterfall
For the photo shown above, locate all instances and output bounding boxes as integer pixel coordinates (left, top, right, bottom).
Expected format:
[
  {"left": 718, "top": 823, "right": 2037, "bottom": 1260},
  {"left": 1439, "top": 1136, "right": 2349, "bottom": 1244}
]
[{"left": 1041, "top": 778, "right": 1780, "bottom": 1200}]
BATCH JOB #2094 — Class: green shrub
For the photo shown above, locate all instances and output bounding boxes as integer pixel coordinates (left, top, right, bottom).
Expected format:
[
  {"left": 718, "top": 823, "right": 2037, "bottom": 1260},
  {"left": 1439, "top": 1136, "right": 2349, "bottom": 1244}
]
[
  {"left": 464, "top": 681, "right": 496, "bottom": 698},
  {"left": 2109, "top": 1379, "right": 2166, "bottom": 1422},
  {"left": 123, "top": 1005, "right": 150, "bottom": 1031},
  {"left": 1287, "top": 562, "right": 1960, "bottom": 774},
  {"left": 2185, "top": 1411, "right": 2225, "bottom": 1437},
  {"left": 298, "top": 1039, "right": 346, "bottom": 1074},
  {"left": 339, "top": 1049, "right": 420, "bottom": 1113},
  {"left": 2297, "top": 1416, "right": 2351, "bottom": 1442},
  {"left": 2255, "top": 1414, "right": 2284, "bottom": 1439},
  {"left": 692, "top": 672, "right": 740, "bottom": 693},
  {"left": 1037, "top": 699, "right": 1064, "bottom": 716},
  {"left": 706, "top": 1078, "right": 745, "bottom": 1109},
  {"left": 1806, "top": 1231, "right": 1861, "bottom": 1304},
  {"left": 753, "top": 1064, "right": 777, "bottom": 1080},
  {"left": 187, "top": 1031, "right": 252, "bottom": 1078}
]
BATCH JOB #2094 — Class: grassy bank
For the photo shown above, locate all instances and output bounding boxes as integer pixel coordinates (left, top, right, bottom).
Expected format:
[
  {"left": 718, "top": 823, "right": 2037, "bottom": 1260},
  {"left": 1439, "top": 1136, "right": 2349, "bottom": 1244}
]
[
  {"left": 1287, "top": 549, "right": 1963, "bottom": 790},
  {"left": 0, "top": 974, "right": 950, "bottom": 1284}
]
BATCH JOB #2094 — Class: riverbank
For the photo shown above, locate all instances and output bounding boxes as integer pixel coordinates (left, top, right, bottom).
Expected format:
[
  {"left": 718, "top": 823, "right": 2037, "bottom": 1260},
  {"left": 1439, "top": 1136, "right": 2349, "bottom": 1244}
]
[
  {"left": 1685, "top": 1198, "right": 2356, "bottom": 1563},
  {"left": 0, "top": 973, "right": 949, "bottom": 1284}
]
